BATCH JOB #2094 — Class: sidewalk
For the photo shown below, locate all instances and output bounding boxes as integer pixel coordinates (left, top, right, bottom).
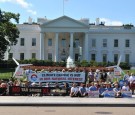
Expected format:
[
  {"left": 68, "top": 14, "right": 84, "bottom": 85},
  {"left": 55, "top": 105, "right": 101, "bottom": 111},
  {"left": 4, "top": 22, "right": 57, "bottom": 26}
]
[{"left": 0, "top": 95, "right": 135, "bottom": 107}]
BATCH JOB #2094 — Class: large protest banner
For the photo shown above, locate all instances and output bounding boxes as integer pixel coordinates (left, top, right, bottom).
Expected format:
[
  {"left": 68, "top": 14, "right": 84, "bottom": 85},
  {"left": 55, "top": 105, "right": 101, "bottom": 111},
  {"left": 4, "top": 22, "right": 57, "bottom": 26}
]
[
  {"left": 28, "top": 72, "right": 85, "bottom": 82},
  {"left": 9, "top": 86, "right": 67, "bottom": 96}
]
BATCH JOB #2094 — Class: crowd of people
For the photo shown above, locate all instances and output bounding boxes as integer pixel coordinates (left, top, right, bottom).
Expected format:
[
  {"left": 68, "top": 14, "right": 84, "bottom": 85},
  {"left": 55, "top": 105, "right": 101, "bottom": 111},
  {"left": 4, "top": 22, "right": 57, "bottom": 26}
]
[{"left": 0, "top": 67, "right": 135, "bottom": 97}]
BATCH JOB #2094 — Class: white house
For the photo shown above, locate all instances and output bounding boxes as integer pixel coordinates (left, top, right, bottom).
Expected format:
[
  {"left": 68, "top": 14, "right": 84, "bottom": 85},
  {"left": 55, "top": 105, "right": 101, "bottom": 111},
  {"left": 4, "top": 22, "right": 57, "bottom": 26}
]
[{"left": 6, "top": 16, "right": 135, "bottom": 65}]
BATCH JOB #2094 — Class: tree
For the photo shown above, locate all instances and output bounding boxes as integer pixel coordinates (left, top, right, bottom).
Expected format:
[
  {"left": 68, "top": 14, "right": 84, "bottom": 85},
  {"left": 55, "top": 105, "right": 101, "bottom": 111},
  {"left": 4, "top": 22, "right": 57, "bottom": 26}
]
[{"left": 0, "top": 9, "right": 20, "bottom": 60}]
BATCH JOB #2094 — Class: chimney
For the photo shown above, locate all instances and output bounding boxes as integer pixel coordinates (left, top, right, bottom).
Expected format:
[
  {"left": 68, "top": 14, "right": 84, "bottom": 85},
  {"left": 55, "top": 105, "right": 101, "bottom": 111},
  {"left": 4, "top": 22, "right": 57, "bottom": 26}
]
[
  {"left": 96, "top": 18, "right": 100, "bottom": 25},
  {"left": 28, "top": 16, "right": 32, "bottom": 24}
]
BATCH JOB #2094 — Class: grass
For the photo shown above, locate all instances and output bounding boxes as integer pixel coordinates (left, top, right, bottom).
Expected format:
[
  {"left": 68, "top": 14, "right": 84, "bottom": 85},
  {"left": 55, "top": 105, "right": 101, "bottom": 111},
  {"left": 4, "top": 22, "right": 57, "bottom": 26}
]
[{"left": 0, "top": 68, "right": 14, "bottom": 79}]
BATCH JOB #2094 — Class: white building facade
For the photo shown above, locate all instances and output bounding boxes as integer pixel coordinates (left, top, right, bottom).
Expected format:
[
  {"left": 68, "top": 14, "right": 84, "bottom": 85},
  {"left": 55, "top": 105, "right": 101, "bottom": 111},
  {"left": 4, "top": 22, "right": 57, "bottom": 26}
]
[{"left": 8, "top": 16, "right": 135, "bottom": 65}]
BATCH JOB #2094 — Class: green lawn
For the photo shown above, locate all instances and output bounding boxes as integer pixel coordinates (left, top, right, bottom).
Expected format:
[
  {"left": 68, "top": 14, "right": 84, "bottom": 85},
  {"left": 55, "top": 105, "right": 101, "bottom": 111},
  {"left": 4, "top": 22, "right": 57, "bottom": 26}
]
[{"left": 0, "top": 68, "right": 14, "bottom": 79}]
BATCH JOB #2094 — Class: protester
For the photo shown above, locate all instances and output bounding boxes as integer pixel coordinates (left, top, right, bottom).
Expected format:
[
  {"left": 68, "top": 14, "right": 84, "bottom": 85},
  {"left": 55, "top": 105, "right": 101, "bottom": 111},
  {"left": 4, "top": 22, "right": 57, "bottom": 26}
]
[
  {"left": 89, "top": 82, "right": 98, "bottom": 91},
  {"left": 100, "top": 69, "right": 107, "bottom": 82},
  {"left": 94, "top": 69, "right": 101, "bottom": 82},
  {"left": 70, "top": 83, "right": 79, "bottom": 97},
  {"left": 121, "top": 82, "right": 130, "bottom": 91},
  {"left": 88, "top": 69, "right": 94, "bottom": 83},
  {"left": 79, "top": 83, "right": 88, "bottom": 97},
  {"left": 98, "top": 83, "right": 106, "bottom": 97},
  {"left": 113, "top": 83, "right": 122, "bottom": 98},
  {"left": 128, "top": 73, "right": 135, "bottom": 94},
  {"left": 123, "top": 70, "right": 130, "bottom": 81}
]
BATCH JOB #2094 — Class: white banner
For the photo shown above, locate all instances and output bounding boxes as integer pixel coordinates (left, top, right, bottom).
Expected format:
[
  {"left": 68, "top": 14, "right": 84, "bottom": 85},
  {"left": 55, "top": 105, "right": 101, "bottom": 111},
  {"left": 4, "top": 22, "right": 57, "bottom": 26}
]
[
  {"left": 28, "top": 72, "right": 85, "bottom": 82},
  {"left": 15, "top": 68, "right": 24, "bottom": 78},
  {"left": 114, "top": 68, "right": 121, "bottom": 78}
]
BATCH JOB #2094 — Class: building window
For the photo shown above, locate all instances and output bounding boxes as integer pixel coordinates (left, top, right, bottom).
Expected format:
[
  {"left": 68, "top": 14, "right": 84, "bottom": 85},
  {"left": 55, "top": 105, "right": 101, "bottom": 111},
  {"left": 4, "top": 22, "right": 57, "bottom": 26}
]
[
  {"left": 74, "top": 39, "right": 80, "bottom": 48},
  {"left": 32, "top": 38, "right": 36, "bottom": 46},
  {"left": 103, "top": 54, "right": 107, "bottom": 62},
  {"left": 9, "top": 53, "right": 13, "bottom": 59},
  {"left": 20, "top": 38, "right": 25, "bottom": 46},
  {"left": 92, "top": 39, "right": 96, "bottom": 47},
  {"left": 91, "top": 54, "right": 96, "bottom": 61},
  {"left": 114, "top": 54, "right": 118, "bottom": 64},
  {"left": 48, "top": 53, "right": 52, "bottom": 61},
  {"left": 103, "top": 39, "right": 107, "bottom": 47},
  {"left": 125, "top": 39, "right": 130, "bottom": 47},
  {"left": 61, "top": 39, "right": 66, "bottom": 47},
  {"left": 20, "top": 53, "right": 24, "bottom": 60},
  {"left": 125, "top": 54, "right": 129, "bottom": 63},
  {"left": 48, "top": 38, "right": 52, "bottom": 46},
  {"left": 32, "top": 53, "right": 36, "bottom": 59},
  {"left": 114, "top": 39, "right": 118, "bottom": 47}
]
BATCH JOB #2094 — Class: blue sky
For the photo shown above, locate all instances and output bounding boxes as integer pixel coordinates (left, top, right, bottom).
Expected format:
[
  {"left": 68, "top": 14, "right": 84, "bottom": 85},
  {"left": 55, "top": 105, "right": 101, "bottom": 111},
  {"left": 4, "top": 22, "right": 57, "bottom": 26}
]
[{"left": 0, "top": 0, "right": 135, "bottom": 25}]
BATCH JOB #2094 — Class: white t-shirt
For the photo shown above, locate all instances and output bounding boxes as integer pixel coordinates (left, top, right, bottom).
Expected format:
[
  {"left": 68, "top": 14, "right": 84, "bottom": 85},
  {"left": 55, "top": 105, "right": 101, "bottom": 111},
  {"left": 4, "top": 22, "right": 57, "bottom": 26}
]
[
  {"left": 128, "top": 75, "right": 135, "bottom": 83},
  {"left": 71, "top": 87, "right": 79, "bottom": 94},
  {"left": 122, "top": 86, "right": 129, "bottom": 91}
]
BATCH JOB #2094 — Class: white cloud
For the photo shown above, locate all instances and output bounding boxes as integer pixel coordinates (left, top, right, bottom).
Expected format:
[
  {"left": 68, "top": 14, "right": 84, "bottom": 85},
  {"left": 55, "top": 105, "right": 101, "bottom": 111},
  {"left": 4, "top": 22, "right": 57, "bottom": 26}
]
[
  {"left": 16, "top": 0, "right": 32, "bottom": 8},
  {"left": 0, "top": 0, "right": 37, "bottom": 15},
  {"left": 0, "top": 0, "right": 11, "bottom": 2},
  {"left": 27, "top": 10, "right": 37, "bottom": 15},
  {"left": 100, "top": 18, "right": 123, "bottom": 26}
]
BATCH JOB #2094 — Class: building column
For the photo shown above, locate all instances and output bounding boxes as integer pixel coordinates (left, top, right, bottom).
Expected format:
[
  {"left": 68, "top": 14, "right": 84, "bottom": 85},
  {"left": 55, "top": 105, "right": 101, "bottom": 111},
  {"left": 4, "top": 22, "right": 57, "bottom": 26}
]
[
  {"left": 69, "top": 32, "right": 74, "bottom": 59},
  {"left": 40, "top": 32, "right": 44, "bottom": 60},
  {"left": 55, "top": 32, "right": 59, "bottom": 62},
  {"left": 84, "top": 32, "right": 89, "bottom": 61}
]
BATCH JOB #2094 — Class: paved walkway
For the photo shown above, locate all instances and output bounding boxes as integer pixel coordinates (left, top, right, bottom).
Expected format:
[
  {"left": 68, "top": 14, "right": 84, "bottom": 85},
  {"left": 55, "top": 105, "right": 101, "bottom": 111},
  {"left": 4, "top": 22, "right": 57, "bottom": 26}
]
[{"left": 0, "top": 95, "right": 135, "bottom": 106}]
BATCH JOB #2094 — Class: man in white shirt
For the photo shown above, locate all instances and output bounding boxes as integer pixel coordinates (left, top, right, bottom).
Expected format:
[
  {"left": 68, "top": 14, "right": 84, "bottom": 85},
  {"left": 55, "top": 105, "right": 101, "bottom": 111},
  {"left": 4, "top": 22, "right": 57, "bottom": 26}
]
[{"left": 70, "top": 83, "right": 79, "bottom": 97}]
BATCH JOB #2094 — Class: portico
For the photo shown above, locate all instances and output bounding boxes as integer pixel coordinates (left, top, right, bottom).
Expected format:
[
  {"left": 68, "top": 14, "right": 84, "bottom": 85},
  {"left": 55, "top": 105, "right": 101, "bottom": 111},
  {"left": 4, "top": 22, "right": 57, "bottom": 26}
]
[{"left": 39, "top": 16, "right": 89, "bottom": 62}]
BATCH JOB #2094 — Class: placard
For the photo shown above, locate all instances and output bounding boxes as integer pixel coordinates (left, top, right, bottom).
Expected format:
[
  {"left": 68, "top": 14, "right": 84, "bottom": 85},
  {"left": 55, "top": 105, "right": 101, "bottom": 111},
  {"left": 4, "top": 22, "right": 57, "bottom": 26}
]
[{"left": 88, "top": 91, "right": 99, "bottom": 98}]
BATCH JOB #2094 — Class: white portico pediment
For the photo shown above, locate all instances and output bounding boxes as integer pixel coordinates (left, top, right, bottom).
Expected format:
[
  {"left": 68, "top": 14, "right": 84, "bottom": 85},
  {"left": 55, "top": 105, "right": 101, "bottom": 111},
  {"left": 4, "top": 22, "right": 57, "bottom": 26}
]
[{"left": 40, "top": 16, "right": 89, "bottom": 32}]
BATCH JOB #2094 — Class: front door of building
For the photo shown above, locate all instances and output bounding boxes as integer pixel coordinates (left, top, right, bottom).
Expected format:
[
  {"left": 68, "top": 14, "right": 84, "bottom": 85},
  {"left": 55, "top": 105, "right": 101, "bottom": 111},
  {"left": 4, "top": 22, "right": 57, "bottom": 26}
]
[{"left": 75, "top": 54, "right": 79, "bottom": 61}]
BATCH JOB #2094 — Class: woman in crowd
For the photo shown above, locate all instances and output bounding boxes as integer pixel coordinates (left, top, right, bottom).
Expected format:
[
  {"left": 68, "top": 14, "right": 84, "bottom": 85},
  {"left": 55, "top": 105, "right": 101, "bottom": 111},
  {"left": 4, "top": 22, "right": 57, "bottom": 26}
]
[
  {"left": 89, "top": 82, "right": 98, "bottom": 91},
  {"left": 113, "top": 83, "right": 122, "bottom": 98}
]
